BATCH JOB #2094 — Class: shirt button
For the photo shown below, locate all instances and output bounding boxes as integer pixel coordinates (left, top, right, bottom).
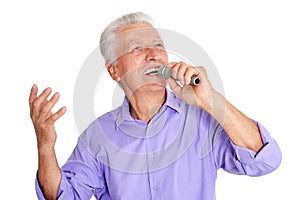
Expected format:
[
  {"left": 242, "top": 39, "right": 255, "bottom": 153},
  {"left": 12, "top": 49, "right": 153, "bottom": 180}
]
[
  {"left": 149, "top": 153, "right": 154, "bottom": 158},
  {"left": 153, "top": 186, "right": 158, "bottom": 191}
]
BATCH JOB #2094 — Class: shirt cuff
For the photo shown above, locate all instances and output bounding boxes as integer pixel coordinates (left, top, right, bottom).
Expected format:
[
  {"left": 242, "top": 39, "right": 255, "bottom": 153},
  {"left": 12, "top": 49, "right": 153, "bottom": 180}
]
[
  {"left": 35, "top": 171, "right": 65, "bottom": 200},
  {"left": 230, "top": 121, "right": 282, "bottom": 167},
  {"left": 35, "top": 172, "right": 46, "bottom": 200}
]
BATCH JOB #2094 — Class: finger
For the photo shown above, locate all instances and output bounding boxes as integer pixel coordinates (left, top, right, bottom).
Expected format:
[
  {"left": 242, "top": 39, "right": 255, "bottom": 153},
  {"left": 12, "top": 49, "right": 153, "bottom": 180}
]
[
  {"left": 46, "top": 107, "right": 67, "bottom": 124},
  {"left": 167, "top": 62, "right": 177, "bottom": 69},
  {"left": 184, "top": 67, "right": 198, "bottom": 86},
  {"left": 166, "top": 62, "right": 178, "bottom": 80},
  {"left": 170, "top": 62, "right": 180, "bottom": 80},
  {"left": 29, "top": 84, "right": 38, "bottom": 104},
  {"left": 167, "top": 78, "right": 182, "bottom": 94},
  {"left": 29, "top": 84, "right": 38, "bottom": 116},
  {"left": 194, "top": 67, "right": 212, "bottom": 91},
  {"left": 39, "top": 92, "right": 60, "bottom": 119},
  {"left": 177, "top": 62, "right": 188, "bottom": 86},
  {"left": 196, "top": 67, "right": 208, "bottom": 83},
  {"left": 32, "top": 87, "right": 52, "bottom": 118},
  {"left": 196, "top": 66, "right": 205, "bottom": 75}
]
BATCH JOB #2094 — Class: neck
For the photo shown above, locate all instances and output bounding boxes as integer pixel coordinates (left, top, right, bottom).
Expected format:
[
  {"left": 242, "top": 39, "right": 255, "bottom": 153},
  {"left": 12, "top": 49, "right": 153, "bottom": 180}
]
[{"left": 129, "top": 89, "right": 166, "bottom": 123}]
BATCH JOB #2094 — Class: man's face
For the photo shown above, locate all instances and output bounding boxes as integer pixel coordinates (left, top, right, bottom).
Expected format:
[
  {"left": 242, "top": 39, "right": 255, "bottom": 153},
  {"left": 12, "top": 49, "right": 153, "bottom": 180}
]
[{"left": 112, "top": 23, "right": 169, "bottom": 95}]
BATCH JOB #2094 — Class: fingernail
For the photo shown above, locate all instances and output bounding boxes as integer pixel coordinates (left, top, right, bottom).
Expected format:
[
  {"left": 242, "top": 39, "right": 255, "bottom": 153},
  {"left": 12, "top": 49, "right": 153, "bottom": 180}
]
[
  {"left": 180, "top": 80, "right": 185, "bottom": 86},
  {"left": 62, "top": 107, "right": 67, "bottom": 112},
  {"left": 53, "top": 92, "right": 59, "bottom": 99}
]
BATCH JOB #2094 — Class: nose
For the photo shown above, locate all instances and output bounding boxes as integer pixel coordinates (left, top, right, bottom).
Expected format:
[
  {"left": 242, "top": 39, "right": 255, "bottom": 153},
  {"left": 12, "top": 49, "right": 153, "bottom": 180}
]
[{"left": 145, "top": 47, "right": 161, "bottom": 62}]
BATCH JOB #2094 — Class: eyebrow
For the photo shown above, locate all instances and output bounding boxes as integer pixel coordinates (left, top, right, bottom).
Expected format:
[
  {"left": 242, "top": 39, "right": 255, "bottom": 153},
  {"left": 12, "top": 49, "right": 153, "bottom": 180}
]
[
  {"left": 127, "top": 40, "right": 144, "bottom": 49},
  {"left": 152, "top": 38, "right": 164, "bottom": 43}
]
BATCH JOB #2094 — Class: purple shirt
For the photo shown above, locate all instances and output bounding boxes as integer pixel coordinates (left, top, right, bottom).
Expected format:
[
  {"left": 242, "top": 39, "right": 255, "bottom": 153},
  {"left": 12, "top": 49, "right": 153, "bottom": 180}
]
[{"left": 36, "top": 89, "right": 281, "bottom": 200}]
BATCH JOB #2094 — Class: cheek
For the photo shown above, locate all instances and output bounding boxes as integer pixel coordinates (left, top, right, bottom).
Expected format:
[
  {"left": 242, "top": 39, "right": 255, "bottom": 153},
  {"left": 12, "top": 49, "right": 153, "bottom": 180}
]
[
  {"left": 117, "top": 56, "right": 141, "bottom": 75},
  {"left": 127, "top": 55, "right": 143, "bottom": 66},
  {"left": 161, "top": 50, "right": 169, "bottom": 62},
  {"left": 126, "top": 54, "right": 146, "bottom": 67}
]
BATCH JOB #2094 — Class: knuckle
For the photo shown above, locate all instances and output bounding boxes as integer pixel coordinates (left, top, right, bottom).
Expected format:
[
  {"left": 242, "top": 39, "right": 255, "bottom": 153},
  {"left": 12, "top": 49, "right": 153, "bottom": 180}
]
[
  {"left": 196, "top": 66, "right": 205, "bottom": 74},
  {"left": 199, "top": 66, "right": 205, "bottom": 71},
  {"left": 187, "top": 67, "right": 193, "bottom": 72},
  {"left": 32, "top": 100, "right": 39, "bottom": 108},
  {"left": 41, "top": 106, "right": 48, "bottom": 114}
]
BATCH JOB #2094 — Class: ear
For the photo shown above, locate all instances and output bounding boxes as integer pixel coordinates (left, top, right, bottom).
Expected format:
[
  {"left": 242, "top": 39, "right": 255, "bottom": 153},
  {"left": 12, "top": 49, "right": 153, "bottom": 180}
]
[{"left": 106, "top": 62, "right": 121, "bottom": 82}]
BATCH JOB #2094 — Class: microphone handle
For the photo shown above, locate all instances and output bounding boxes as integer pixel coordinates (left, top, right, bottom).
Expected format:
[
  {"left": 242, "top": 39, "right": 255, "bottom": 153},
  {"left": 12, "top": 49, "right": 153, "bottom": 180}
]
[{"left": 159, "top": 65, "right": 200, "bottom": 86}]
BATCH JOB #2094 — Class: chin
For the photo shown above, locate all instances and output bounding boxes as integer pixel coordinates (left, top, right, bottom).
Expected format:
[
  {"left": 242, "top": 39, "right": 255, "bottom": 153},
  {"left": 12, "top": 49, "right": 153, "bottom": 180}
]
[{"left": 142, "top": 82, "right": 166, "bottom": 92}]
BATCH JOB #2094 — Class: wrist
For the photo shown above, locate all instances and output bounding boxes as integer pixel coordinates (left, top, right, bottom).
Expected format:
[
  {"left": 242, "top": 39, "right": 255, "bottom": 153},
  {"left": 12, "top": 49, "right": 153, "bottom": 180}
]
[
  {"left": 197, "top": 91, "right": 227, "bottom": 125},
  {"left": 38, "top": 144, "right": 56, "bottom": 157}
]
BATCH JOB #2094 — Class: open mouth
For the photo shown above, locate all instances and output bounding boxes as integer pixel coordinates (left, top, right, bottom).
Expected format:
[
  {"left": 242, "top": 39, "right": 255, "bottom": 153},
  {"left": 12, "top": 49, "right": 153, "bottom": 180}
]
[{"left": 143, "top": 67, "right": 160, "bottom": 75}]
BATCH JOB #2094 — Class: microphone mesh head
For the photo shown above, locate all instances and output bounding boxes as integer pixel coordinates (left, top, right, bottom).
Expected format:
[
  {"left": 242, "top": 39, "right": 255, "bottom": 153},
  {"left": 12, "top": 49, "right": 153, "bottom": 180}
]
[{"left": 158, "top": 65, "right": 172, "bottom": 80}]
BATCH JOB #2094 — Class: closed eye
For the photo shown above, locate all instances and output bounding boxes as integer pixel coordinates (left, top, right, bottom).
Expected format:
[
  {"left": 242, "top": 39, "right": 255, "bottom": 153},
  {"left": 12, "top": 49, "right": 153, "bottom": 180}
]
[
  {"left": 133, "top": 46, "right": 143, "bottom": 51},
  {"left": 154, "top": 43, "right": 165, "bottom": 49}
]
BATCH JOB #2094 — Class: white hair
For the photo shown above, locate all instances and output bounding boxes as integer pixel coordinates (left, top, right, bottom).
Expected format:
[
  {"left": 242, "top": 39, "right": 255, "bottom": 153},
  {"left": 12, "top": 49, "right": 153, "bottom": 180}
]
[{"left": 99, "top": 12, "right": 154, "bottom": 63}]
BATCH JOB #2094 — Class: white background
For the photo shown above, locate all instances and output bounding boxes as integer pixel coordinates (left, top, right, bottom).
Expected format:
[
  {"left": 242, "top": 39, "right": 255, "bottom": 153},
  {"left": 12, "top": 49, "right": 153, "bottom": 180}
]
[{"left": 0, "top": 0, "right": 299, "bottom": 199}]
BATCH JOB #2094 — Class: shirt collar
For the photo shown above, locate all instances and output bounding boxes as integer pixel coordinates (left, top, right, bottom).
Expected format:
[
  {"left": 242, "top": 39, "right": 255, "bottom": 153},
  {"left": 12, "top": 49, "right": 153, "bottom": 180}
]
[{"left": 115, "top": 88, "right": 181, "bottom": 127}]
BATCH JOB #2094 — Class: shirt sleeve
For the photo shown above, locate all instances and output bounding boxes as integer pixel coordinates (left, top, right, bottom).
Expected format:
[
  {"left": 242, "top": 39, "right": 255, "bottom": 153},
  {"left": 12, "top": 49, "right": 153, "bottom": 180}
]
[
  {"left": 212, "top": 120, "right": 282, "bottom": 177},
  {"left": 35, "top": 137, "right": 109, "bottom": 200}
]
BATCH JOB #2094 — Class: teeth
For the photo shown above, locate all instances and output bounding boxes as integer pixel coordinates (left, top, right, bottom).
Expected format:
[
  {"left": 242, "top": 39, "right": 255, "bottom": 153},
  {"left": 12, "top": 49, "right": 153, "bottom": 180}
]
[{"left": 144, "top": 67, "right": 159, "bottom": 75}]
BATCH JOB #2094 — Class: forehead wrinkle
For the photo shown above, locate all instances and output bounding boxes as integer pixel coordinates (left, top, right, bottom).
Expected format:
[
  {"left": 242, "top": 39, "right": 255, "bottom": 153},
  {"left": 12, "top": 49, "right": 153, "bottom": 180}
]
[
  {"left": 116, "top": 27, "right": 149, "bottom": 49},
  {"left": 128, "top": 39, "right": 143, "bottom": 47},
  {"left": 127, "top": 37, "right": 163, "bottom": 47},
  {"left": 117, "top": 25, "right": 160, "bottom": 40},
  {"left": 115, "top": 25, "right": 163, "bottom": 56},
  {"left": 116, "top": 24, "right": 154, "bottom": 34}
]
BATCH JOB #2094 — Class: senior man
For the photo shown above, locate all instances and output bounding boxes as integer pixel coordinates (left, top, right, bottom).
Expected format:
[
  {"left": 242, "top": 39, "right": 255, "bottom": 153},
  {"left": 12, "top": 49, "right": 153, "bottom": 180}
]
[{"left": 30, "top": 12, "right": 281, "bottom": 200}]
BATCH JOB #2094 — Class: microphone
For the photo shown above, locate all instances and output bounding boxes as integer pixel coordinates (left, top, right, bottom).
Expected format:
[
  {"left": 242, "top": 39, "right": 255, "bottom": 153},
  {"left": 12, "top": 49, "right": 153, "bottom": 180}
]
[{"left": 158, "top": 65, "right": 200, "bottom": 86}]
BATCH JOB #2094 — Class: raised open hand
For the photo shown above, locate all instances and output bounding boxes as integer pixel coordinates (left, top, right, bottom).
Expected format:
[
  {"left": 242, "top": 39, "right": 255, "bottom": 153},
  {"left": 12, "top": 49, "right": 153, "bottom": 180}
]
[{"left": 29, "top": 84, "right": 66, "bottom": 149}]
